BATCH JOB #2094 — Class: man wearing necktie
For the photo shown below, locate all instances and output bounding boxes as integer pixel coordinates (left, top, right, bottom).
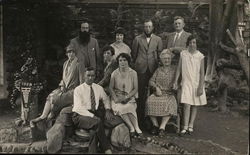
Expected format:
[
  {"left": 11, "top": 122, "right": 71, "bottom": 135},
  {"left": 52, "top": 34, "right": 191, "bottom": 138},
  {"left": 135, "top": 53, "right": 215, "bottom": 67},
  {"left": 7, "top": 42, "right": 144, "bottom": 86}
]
[
  {"left": 165, "top": 16, "right": 191, "bottom": 66},
  {"left": 72, "top": 67, "right": 113, "bottom": 154}
]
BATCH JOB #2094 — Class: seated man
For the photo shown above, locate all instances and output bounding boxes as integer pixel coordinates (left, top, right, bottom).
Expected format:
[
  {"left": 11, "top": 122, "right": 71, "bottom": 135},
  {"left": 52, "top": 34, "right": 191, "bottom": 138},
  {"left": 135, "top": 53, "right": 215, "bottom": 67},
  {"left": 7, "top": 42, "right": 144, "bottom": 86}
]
[{"left": 72, "top": 67, "right": 113, "bottom": 154}]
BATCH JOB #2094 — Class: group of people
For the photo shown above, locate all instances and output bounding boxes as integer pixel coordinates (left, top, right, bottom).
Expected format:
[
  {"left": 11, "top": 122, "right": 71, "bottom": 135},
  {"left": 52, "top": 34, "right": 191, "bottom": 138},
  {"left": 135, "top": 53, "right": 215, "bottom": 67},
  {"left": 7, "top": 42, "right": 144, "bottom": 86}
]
[{"left": 30, "top": 15, "right": 207, "bottom": 154}]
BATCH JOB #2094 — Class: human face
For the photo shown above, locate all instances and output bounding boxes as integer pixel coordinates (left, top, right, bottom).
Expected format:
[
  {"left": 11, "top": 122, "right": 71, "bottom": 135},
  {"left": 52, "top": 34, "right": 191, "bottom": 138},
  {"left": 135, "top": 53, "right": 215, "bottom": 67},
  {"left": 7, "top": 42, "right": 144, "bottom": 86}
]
[
  {"left": 81, "top": 23, "right": 89, "bottom": 32},
  {"left": 188, "top": 39, "right": 197, "bottom": 51},
  {"left": 174, "top": 19, "right": 185, "bottom": 32},
  {"left": 103, "top": 50, "right": 113, "bottom": 63},
  {"left": 144, "top": 21, "right": 154, "bottom": 35},
  {"left": 160, "top": 55, "right": 172, "bottom": 66},
  {"left": 85, "top": 70, "right": 95, "bottom": 85},
  {"left": 118, "top": 56, "right": 129, "bottom": 69},
  {"left": 66, "top": 50, "right": 76, "bottom": 61},
  {"left": 116, "top": 33, "right": 124, "bottom": 43}
]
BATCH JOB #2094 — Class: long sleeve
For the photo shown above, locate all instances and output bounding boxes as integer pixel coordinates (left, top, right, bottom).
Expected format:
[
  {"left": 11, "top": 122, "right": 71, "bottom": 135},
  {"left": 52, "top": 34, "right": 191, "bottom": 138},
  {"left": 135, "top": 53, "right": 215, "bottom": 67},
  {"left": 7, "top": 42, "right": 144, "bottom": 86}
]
[
  {"left": 157, "top": 38, "right": 163, "bottom": 62},
  {"left": 98, "top": 61, "right": 117, "bottom": 87},
  {"left": 131, "top": 37, "right": 139, "bottom": 63},
  {"left": 149, "top": 69, "right": 160, "bottom": 89},
  {"left": 73, "top": 87, "right": 94, "bottom": 117}
]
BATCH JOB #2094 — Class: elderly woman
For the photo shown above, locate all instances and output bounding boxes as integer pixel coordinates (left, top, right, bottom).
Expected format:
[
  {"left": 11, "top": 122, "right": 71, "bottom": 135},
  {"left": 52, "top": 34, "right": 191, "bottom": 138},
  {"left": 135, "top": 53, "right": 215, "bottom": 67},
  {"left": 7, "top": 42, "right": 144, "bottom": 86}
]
[
  {"left": 98, "top": 45, "right": 117, "bottom": 92},
  {"left": 30, "top": 44, "right": 85, "bottom": 127},
  {"left": 109, "top": 53, "right": 142, "bottom": 138},
  {"left": 145, "top": 49, "right": 178, "bottom": 137},
  {"left": 110, "top": 27, "right": 131, "bottom": 58}
]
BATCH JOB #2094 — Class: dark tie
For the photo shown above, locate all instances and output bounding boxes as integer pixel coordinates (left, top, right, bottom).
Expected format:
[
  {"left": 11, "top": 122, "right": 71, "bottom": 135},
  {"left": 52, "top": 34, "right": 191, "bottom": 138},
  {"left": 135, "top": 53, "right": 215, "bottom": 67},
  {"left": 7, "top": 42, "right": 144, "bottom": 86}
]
[
  {"left": 90, "top": 85, "right": 96, "bottom": 111},
  {"left": 173, "top": 33, "right": 179, "bottom": 47}
]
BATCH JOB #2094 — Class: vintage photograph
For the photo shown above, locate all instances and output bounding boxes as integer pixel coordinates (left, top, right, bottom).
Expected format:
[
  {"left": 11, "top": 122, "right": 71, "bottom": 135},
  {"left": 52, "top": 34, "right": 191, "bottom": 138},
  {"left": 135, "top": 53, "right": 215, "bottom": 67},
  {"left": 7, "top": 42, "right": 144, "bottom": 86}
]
[{"left": 0, "top": 0, "right": 249, "bottom": 154}]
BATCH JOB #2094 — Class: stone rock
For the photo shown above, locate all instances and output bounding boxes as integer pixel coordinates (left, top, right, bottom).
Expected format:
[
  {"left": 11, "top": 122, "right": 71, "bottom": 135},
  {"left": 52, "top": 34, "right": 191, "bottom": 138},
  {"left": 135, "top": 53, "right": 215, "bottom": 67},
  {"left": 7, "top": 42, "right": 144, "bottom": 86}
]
[{"left": 0, "top": 128, "right": 18, "bottom": 143}]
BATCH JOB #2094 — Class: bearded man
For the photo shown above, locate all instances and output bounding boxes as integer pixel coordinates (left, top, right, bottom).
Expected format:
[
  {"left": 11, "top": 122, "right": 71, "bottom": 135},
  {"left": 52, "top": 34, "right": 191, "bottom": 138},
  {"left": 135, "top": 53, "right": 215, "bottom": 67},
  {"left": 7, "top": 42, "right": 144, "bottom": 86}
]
[{"left": 69, "top": 21, "right": 101, "bottom": 81}]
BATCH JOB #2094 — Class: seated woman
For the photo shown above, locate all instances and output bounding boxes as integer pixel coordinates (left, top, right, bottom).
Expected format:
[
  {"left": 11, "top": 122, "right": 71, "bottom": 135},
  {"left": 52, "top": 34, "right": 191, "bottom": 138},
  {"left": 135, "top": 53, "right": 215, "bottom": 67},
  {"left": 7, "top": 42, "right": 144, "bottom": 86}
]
[
  {"left": 145, "top": 49, "right": 178, "bottom": 137},
  {"left": 109, "top": 53, "right": 143, "bottom": 138},
  {"left": 110, "top": 27, "right": 131, "bottom": 59},
  {"left": 30, "top": 44, "right": 85, "bottom": 127},
  {"left": 98, "top": 45, "right": 117, "bottom": 94}
]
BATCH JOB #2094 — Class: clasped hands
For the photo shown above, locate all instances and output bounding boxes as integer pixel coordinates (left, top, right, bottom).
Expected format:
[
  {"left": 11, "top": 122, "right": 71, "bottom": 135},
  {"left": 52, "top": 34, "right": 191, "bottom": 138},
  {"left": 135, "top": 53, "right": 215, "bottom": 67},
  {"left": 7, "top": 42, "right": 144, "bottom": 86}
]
[{"left": 114, "top": 95, "right": 130, "bottom": 104}]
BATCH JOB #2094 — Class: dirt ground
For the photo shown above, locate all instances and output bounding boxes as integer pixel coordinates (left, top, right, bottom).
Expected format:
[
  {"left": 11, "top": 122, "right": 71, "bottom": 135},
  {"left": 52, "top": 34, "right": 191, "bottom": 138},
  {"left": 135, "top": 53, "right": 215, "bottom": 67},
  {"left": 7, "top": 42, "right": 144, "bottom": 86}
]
[{"left": 0, "top": 103, "right": 249, "bottom": 154}]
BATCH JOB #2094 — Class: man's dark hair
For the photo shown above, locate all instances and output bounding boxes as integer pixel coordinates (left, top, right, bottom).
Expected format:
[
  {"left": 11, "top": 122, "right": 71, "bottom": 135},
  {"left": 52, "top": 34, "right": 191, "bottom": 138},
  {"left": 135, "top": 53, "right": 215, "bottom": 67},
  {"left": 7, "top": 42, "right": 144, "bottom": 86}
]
[
  {"left": 186, "top": 34, "right": 198, "bottom": 47},
  {"left": 144, "top": 19, "right": 154, "bottom": 26},
  {"left": 102, "top": 45, "right": 115, "bottom": 56},
  {"left": 174, "top": 16, "right": 185, "bottom": 23},
  {"left": 116, "top": 53, "right": 131, "bottom": 65}
]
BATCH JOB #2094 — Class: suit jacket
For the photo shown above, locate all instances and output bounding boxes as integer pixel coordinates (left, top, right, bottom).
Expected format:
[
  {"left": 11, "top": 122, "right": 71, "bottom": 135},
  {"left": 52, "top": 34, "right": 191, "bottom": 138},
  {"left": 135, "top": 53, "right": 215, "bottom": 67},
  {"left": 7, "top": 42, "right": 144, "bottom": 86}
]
[
  {"left": 132, "top": 33, "right": 163, "bottom": 74},
  {"left": 69, "top": 36, "right": 101, "bottom": 72},
  {"left": 165, "top": 30, "right": 191, "bottom": 53}
]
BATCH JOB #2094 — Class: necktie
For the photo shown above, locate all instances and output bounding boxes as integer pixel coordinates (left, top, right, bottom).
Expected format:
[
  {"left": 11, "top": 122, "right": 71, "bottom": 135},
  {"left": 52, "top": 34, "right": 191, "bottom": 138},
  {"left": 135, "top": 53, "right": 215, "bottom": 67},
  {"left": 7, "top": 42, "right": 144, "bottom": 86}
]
[
  {"left": 173, "top": 33, "right": 179, "bottom": 46},
  {"left": 90, "top": 85, "right": 96, "bottom": 111}
]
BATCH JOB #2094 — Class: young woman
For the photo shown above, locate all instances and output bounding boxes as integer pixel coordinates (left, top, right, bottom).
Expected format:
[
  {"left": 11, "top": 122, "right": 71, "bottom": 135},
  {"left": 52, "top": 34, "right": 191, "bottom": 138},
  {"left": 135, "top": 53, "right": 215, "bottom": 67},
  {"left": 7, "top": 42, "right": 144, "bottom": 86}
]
[
  {"left": 30, "top": 44, "right": 84, "bottom": 127},
  {"left": 173, "top": 34, "right": 207, "bottom": 135},
  {"left": 109, "top": 53, "right": 142, "bottom": 138}
]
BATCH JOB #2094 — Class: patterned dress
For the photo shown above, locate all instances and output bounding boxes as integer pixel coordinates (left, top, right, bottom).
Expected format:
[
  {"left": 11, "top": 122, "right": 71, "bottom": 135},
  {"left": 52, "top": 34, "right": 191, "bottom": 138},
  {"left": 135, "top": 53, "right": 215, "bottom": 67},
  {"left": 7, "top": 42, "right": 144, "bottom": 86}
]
[{"left": 145, "top": 66, "right": 177, "bottom": 116}]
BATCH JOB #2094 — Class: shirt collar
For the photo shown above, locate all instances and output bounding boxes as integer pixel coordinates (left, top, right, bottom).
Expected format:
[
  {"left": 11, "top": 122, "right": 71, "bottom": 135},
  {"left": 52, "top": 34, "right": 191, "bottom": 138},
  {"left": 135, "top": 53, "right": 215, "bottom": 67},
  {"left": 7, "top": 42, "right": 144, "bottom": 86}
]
[{"left": 176, "top": 30, "right": 184, "bottom": 36}]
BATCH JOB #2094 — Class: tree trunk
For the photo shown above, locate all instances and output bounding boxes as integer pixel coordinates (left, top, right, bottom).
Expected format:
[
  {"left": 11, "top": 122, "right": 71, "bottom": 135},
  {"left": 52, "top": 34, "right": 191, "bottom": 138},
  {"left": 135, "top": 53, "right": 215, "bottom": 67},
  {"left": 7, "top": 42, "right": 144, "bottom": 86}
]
[{"left": 206, "top": 0, "right": 236, "bottom": 83}]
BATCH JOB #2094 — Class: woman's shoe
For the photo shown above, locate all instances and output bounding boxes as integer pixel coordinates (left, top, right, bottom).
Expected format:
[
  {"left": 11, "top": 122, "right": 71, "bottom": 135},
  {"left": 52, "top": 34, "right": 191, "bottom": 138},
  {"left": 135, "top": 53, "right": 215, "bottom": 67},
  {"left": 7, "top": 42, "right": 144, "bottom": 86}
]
[
  {"left": 188, "top": 127, "right": 194, "bottom": 134},
  {"left": 179, "top": 129, "right": 188, "bottom": 136},
  {"left": 130, "top": 132, "right": 136, "bottom": 138},
  {"left": 137, "top": 132, "right": 144, "bottom": 138},
  {"left": 158, "top": 129, "right": 165, "bottom": 137},
  {"left": 151, "top": 126, "right": 159, "bottom": 135}
]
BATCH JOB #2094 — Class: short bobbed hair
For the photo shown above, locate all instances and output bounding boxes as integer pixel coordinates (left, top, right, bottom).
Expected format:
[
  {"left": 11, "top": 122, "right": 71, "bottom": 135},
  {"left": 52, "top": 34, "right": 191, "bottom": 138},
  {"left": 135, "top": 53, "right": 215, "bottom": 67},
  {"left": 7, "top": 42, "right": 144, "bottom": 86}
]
[
  {"left": 102, "top": 45, "right": 115, "bottom": 56},
  {"left": 116, "top": 53, "right": 131, "bottom": 66}
]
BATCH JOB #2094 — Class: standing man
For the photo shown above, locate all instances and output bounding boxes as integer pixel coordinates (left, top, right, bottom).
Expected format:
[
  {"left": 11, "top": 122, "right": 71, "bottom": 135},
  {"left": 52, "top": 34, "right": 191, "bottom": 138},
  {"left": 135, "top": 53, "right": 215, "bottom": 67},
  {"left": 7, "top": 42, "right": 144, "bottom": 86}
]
[
  {"left": 69, "top": 21, "right": 101, "bottom": 81},
  {"left": 72, "top": 67, "right": 113, "bottom": 154},
  {"left": 165, "top": 16, "right": 191, "bottom": 65},
  {"left": 131, "top": 19, "right": 163, "bottom": 128}
]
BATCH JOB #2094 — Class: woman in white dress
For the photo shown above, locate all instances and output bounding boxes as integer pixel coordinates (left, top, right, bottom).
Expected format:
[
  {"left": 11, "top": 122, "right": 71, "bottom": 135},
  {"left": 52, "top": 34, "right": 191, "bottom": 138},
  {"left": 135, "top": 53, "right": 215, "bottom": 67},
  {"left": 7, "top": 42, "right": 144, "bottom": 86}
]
[
  {"left": 109, "top": 53, "right": 143, "bottom": 138},
  {"left": 173, "top": 34, "right": 207, "bottom": 135},
  {"left": 110, "top": 27, "right": 131, "bottom": 59}
]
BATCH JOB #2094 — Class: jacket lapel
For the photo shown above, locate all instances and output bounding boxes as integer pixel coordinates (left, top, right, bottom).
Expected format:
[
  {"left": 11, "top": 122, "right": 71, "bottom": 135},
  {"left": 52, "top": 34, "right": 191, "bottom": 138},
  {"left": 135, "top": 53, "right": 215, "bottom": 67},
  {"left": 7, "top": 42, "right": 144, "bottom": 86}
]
[{"left": 141, "top": 33, "right": 149, "bottom": 50}]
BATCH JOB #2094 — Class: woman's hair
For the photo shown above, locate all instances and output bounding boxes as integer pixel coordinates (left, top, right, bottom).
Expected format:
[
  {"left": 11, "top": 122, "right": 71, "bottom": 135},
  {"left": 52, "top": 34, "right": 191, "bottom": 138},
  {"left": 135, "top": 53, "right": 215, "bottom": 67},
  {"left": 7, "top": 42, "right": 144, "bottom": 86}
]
[
  {"left": 186, "top": 34, "right": 198, "bottom": 47},
  {"left": 115, "top": 27, "right": 126, "bottom": 35},
  {"left": 116, "top": 53, "right": 131, "bottom": 65},
  {"left": 160, "top": 49, "right": 174, "bottom": 59},
  {"left": 102, "top": 45, "right": 115, "bottom": 56},
  {"left": 65, "top": 44, "right": 76, "bottom": 54}
]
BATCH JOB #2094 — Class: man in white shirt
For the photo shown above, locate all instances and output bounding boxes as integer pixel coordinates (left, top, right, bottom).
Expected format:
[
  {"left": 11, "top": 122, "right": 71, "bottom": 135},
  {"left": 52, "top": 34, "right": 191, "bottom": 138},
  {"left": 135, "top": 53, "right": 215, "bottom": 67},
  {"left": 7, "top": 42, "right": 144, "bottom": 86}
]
[{"left": 72, "top": 67, "right": 113, "bottom": 154}]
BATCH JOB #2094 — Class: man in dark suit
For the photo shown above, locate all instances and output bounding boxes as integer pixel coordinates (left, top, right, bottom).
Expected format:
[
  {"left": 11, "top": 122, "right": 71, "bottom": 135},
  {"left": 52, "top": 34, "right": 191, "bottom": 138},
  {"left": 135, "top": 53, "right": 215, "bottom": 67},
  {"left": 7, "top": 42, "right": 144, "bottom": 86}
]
[
  {"left": 165, "top": 16, "right": 191, "bottom": 65},
  {"left": 132, "top": 19, "right": 163, "bottom": 127},
  {"left": 69, "top": 21, "right": 101, "bottom": 81}
]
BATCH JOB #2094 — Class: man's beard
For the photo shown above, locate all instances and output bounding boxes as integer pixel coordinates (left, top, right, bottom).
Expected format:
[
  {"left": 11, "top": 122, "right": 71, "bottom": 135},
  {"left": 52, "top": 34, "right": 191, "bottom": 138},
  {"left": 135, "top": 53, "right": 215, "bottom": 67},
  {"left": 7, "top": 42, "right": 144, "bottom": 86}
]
[
  {"left": 79, "top": 31, "right": 90, "bottom": 45},
  {"left": 144, "top": 31, "right": 153, "bottom": 38}
]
